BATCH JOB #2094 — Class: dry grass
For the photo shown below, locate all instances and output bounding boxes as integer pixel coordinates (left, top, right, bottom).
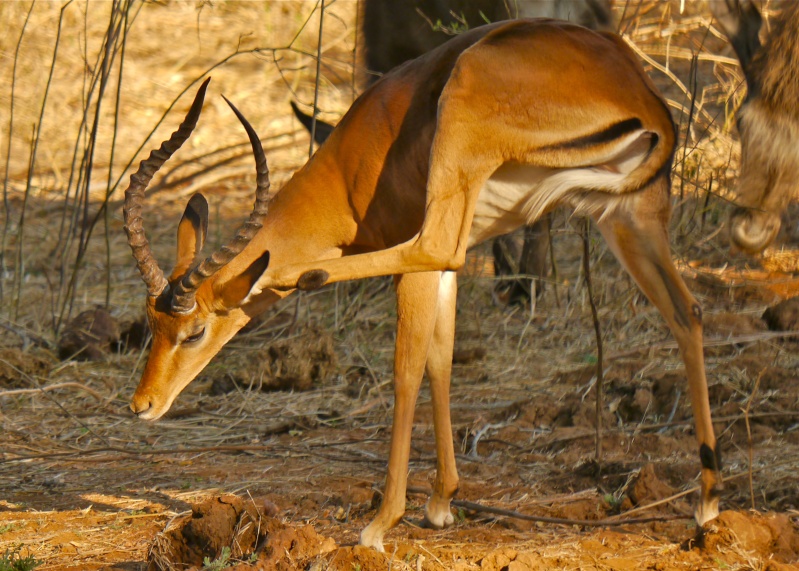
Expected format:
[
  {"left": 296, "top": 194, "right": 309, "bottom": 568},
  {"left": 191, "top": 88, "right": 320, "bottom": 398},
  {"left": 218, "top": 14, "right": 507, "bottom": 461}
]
[{"left": 1, "top": 1, "right": 798, "bottom": 569}]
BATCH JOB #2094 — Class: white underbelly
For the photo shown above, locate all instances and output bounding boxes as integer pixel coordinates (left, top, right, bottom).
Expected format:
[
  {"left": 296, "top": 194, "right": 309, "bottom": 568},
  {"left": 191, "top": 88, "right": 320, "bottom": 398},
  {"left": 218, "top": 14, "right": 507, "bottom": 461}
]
[
  {"left": 467, "top": 163, "right": 552, "bottom": 248},
  {"left": 464, "top": 128, "right": 656, "bottom": 248}
]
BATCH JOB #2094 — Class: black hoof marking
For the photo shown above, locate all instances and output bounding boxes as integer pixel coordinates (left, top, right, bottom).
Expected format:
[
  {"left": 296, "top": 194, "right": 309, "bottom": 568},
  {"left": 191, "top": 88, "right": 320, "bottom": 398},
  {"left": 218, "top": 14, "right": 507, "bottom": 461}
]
[
  {"left": 699, "top": 443, "right": 722, "bottom": 472},
  {"left": 297, "top": 269, "right": 329, "bottom": 291}
]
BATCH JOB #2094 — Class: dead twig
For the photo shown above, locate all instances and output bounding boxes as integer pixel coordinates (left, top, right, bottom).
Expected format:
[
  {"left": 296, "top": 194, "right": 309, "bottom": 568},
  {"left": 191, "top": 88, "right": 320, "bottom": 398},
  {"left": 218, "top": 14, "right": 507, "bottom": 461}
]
[
  {"left": 582, "top": 219, "right": 604, "bottom": 462},
  {"left": 608, "top": 330, "right": 799, "bottom": 359},
  {"left": 0, "top": 381, "right": 106, "bottom": 401},
  {"left": 743, "top": 368, "right": 765, "bottom": 510},
  {"left": 309, "top": 0, "right": 326, "bottom": 157},
  {"left": 0, "top": 318, "right": 51, "bottom": 348},
  {"left": 451, "top": 498, "right": 688, "bottom": 527}
]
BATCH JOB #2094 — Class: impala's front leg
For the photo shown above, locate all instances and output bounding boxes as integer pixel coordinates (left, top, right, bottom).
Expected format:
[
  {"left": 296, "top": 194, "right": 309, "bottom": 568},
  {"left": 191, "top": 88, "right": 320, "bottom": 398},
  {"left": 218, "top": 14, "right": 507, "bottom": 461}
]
[
  {"left": 595, "top": 178, "right": 722, "bottom": 526},
  {"left": 360, "top": 271, "right": 442, "bottom": 552},
  {"left": 422, "top": 271, "right": 459, "bottom": 529},
  {"left": 260, "top": 133, "right": 499, "bottom": 293}
]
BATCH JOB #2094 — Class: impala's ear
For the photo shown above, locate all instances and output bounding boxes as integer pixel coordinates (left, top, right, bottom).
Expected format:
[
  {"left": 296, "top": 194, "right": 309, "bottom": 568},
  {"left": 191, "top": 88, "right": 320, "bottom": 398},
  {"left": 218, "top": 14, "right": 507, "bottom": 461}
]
[
  {"left": 218, "top": 250, "right": 270, "bottom": 308},
  {"left": 290, "top": 100, "right": 335, "bottom": 146},
  {"left": 171, "top": 194, "right": 209, "bottom": 281}
]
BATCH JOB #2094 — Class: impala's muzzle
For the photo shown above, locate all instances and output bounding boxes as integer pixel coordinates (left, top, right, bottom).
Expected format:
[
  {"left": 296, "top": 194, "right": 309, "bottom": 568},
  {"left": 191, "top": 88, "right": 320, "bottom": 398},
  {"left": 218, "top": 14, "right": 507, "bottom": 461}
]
[
  {"left": 130, "top": 393, "right": 156, "bottom": 419},
  {"left": 130, "top": 384, "right": 174, "bottom": 421}
]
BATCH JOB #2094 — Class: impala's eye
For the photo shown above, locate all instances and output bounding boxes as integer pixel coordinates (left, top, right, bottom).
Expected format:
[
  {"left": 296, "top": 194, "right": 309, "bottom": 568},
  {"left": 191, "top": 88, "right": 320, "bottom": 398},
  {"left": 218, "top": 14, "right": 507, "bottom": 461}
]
[{"left": 183, "top": 328, "right": 205, "bottom": 344}]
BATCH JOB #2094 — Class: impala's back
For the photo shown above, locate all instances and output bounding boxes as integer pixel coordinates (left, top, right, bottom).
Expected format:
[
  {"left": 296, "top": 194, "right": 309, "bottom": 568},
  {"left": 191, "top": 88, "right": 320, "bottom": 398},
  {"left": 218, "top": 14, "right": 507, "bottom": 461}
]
[{"left": 307, "top": 20, "right": 672, "bottom": 252}]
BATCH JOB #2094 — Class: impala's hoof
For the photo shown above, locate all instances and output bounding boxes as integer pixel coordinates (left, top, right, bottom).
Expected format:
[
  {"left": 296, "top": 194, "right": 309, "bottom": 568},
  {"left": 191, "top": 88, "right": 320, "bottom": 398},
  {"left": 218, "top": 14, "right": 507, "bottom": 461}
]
[
  {"left": 422, "top": 509, "right": 455, "bottom": 530},
  {"left": 694, "top": 491, "right": 721, "bottom": 527},
  {"left": 359, "top": 525, "right": 385, "bottom": 553},
  {"left": 297, "top": 269, "right": 329, "bottom": 291}
]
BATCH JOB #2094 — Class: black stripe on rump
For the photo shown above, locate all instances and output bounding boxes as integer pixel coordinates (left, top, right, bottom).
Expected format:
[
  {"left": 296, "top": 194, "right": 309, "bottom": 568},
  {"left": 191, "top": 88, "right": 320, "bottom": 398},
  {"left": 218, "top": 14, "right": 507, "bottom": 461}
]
[{"left": 547, "top": 118, "right": 644, "bottom": 150}]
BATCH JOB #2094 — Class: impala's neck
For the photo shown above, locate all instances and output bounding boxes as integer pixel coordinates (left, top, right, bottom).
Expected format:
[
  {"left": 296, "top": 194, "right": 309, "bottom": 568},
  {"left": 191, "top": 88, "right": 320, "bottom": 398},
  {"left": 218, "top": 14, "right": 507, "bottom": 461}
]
[{"left": 220, "top": 80, "right": 439, "bottom": 307}]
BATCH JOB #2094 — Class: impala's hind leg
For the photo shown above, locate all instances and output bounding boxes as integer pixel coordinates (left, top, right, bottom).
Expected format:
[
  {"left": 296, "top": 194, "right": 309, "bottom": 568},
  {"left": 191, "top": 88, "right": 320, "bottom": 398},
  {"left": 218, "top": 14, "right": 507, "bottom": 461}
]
[
  {"left": 594, "top": 176, "right": 721, "bottom": 526},
  {"left": 360, "top": 271, "right": 442, "bottom": 552},
  {"left": 422, "top": 271, "right": 459, "bottom": 529}
]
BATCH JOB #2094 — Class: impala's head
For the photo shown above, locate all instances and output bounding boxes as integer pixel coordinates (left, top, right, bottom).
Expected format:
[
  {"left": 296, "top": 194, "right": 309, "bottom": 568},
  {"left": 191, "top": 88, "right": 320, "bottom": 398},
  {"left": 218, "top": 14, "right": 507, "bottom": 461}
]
[
  {"left": 713, "top": 0, "right": 799, "bottom": 254},
  {"left": 123, "top": 78, "right": 272, "bottom": 420}
]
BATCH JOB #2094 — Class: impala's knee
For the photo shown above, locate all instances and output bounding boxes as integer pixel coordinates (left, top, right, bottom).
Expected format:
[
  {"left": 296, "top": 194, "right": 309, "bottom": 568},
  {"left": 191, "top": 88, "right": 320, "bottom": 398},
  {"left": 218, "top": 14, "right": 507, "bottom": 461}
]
[
  {"left": 412, "top": 236, "right": 463, "bottom": 271},
  {"left": 680, "top": 302, "right": 704, "bottom": 337}
]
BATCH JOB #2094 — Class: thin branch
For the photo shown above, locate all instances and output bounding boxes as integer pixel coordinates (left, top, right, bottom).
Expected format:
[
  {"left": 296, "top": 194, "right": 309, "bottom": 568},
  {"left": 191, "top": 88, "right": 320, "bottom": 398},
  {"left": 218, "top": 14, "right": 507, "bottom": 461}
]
[
  {"left": 310, "top": 0, "right": 326, "bottom": 157},
  {"left": 450, "top": 498, "right": 688, "bottom": 528},
  {"left": 582, "top": 219, "right": 604, "bottom": 462},
  {"left": 743, "top": 368, "right": 765, "bottom": 511},
  {"left": 0, "top": 382, "right": 106, "bottom": 401},
  {"left": 0, "top": 0, "right": 36, "bottom": 310}
]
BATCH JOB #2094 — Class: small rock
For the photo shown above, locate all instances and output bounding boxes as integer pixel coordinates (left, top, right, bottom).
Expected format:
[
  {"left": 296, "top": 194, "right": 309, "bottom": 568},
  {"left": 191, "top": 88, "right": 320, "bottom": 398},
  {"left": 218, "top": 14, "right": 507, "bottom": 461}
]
[
  {"left": 762, "top": 297, "right": 799, "bottom": 331},
  {"left": 628, "top": 464, "right": 674, "bottom": 506},
  {"left": 58, "top": 308, "right": 119, "bottom": 361},
  {"left": 263, "top": 328, "right": 338, "bottom": 392}
]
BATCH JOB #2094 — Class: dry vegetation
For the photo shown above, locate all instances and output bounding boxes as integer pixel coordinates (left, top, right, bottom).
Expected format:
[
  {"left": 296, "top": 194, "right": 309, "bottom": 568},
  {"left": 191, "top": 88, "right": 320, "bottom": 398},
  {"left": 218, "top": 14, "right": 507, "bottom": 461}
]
[{"left": 1, "top": 1, "right": 798, "bottom": 570}]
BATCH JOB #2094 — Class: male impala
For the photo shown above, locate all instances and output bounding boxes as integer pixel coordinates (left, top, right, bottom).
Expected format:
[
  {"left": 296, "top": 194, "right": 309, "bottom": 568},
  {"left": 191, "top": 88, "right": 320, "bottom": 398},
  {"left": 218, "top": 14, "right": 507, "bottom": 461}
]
[
  {"left": 125, "top": 20, "right": 721, "bottom": 551},
  {"left": 711, "top": 0, "right": 799, "bottom": 253}
]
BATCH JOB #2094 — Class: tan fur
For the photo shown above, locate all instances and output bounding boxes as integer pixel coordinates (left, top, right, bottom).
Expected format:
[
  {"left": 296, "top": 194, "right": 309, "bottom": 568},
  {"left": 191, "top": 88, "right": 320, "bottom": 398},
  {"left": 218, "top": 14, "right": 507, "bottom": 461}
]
[
  {"left": 714, "top": 1, "right": 799, "bottom": 251},
  {"left": 127, "top": 19, "right": 721, "bottom": 552},
  {"left": 751, "top": 3, "right": 799, "bottom": 121},
  {"left": 737, "top": 100, "right": 799, "bottom": 210}
]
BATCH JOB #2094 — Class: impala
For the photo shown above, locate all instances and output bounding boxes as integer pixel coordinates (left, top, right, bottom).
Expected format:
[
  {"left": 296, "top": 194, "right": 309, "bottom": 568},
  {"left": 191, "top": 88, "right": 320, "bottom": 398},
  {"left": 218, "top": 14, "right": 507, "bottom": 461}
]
[
  {"left": 293, "top": 0, "right": 613, "bottom": 304},
  {"left": 711, "top": 0, "right": 799, "bottom": 253},
  {"left": 125, "top": 19, "right": 721, "bottom": 551}
]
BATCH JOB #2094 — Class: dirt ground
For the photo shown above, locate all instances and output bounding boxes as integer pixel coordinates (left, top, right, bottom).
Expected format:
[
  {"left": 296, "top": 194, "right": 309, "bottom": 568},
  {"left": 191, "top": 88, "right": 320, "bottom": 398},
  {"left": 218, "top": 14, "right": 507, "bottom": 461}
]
[
  {"left": 3, "top": 226, "right": 799, "bottom": 570},
  {"left": 2, "top": 1, "right": 799, "bottom": 570}
]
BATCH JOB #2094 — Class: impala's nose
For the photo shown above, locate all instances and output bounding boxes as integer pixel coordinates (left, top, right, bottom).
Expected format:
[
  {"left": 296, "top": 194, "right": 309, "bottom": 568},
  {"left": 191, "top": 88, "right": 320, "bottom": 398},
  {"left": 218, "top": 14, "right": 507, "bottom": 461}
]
[{"left": 130, "top": 394, "right": 152, "bottom": 417}]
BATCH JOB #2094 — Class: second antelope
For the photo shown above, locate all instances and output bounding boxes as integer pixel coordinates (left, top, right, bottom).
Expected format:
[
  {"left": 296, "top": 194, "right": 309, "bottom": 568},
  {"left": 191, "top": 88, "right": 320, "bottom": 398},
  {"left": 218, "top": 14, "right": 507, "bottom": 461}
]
[
  {"left": 711, "top": 0, "right": 799, "bottom": 253},
  {"left": 124, "top": 20, "right": 721, "bottom": 551}
]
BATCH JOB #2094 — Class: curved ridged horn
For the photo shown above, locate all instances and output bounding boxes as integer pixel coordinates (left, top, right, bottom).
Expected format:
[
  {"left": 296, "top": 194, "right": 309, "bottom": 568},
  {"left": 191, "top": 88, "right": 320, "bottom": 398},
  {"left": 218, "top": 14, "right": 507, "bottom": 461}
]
[
  {"left": 123, "top": 78, "right": 212, "bottom": 297},
  {"left": 170, "top": 95, "right": 272, "bottom": 314}
]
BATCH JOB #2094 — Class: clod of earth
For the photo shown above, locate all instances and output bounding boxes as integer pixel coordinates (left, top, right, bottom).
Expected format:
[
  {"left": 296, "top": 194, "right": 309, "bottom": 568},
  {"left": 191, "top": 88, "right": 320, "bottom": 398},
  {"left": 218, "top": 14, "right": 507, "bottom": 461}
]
[
  {"left": 58, "top": 307, "right": 120, "bottom": 361},
  {"left": 262, "top": 328, "right": 338, "bottom": 392},
  {"left": 703, "top": 311, "right": 766, "bottom": 337},
  {"left": 0, "top": 347, "right": 54, "bottom": 388},
  {"left": 627, "top": 463, "right": 675, "bottom": 507},
  {"left": 701, "top": 511, "right": 799, "bottom": 566},
  {"left": 206, "top": 328, "right": 339, "bottom": 395},
  {"left": 762, "top": 297, "right": 799, "bottom": 332},
  {"left": 148, "top": 494, "right": 335, "bottom": 571},
  {"left": 119, "top": 317, "right": 150, "bottom": 351},
  {"left": 452, "top": 346, "right": 487, "bottom": 364}
]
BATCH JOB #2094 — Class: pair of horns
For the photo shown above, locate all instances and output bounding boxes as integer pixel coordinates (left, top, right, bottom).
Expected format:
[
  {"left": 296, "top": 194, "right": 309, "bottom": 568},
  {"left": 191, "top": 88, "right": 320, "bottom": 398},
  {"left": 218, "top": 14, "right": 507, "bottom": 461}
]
[{"left": 122, "top": 78, "right": 271, "bottom": 313}]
